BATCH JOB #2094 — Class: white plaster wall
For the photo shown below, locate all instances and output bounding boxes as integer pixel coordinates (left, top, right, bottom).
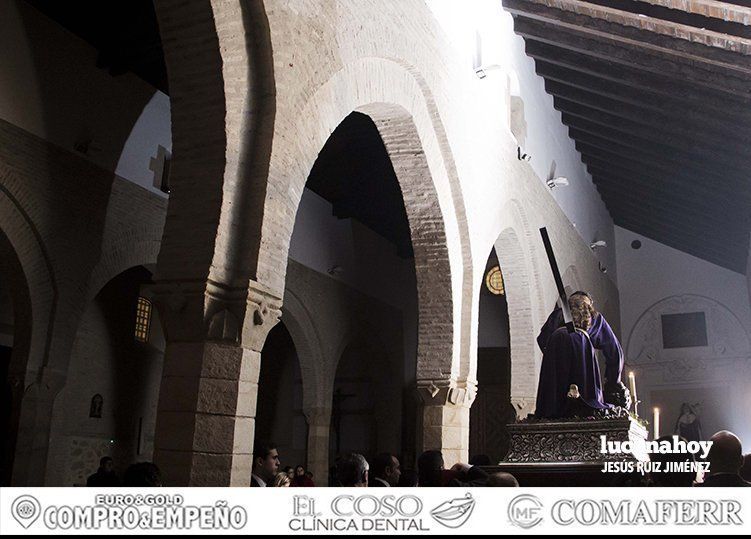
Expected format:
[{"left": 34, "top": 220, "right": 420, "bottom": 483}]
[
  {"left": 616, "top": 226, "right": 751, "bottom": 345},
  {"left": 115, "top": 91, "right": 172, "bottom": 196},
  {"left": 259, "top": 0, "right": 620, "bottom": 402},
  {"left": 289, "top": 188, "right": 419, "bottom": 389},
  {"left": 425, "top": 0, "right": 616, "bottom": 280},
  {"left": 289, "top": 188, "right": 416, "bottom": 311},
  {"left": 616, "top": 226, "right": 751, "bottom": 447}
]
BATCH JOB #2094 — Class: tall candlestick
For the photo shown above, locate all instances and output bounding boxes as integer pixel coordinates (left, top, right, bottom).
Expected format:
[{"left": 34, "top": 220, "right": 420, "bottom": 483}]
[
  {"left": 653, "top": 407, "right": 660, "bottom": 439},
  {"left": 628, "top": 372, "right": 637, "bottom": 414}
]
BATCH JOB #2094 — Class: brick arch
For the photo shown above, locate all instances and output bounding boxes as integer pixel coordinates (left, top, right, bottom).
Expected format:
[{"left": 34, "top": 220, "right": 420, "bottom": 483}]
[
  {"left": 0, "top": 185, "right": 55, "bottom": 379},
  {"left": 278, "top": 289, "right": 326, "bottom": 413},
  {"left": 152, "top": 0, "right": 276, "bottom": 292},
  {"left": 257, "top": 57, "right": 469, "bottom": 384},
  {"left": 86, "top": 238, "right": 161, "bottom": 307},
  {"left": 493, "top": 226, "right": 538, "bottom": 417},
  {"left": 0, "top": 184, "right": 60, "bottom": 486}
]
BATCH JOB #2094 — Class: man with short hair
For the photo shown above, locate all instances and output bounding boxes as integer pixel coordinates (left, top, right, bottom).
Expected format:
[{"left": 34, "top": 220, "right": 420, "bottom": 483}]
[
  {"left": 699, "top": 431, "right": 751, "bottom": 487},
  {"left": 417, "top": 450, "right": 444, "bottom": 487},
  {"left": 86, "top": 456, "right": 120, "bottom": 487},
  {"left": 251, "top": 440, "right": 280, "bottom": 487},
  {"left": 337, "top": 453, "right": 369, "bottom": 487},
  {"left": 369, "top": 453, "right": 400, "bottom": 487},
  {"left": 486, "top": 472, "right": 519, "bottom": 487}
]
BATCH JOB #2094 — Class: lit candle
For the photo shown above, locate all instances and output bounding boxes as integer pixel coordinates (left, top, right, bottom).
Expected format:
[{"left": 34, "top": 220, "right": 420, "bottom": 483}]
[
  {"left": 653, "top": 407, "right": 660, "bottom": 439},
  {"left": 628, "top": 372, "right": 637, "bottom": 405}
]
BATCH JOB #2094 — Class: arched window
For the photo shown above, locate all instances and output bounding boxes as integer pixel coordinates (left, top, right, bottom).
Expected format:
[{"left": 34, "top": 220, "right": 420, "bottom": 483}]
[{"left": 134, "top": 297, "right": 152, "bottom": 342}]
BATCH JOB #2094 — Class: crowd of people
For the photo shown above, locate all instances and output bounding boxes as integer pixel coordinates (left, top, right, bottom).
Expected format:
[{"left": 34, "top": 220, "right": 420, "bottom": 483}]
[
  {"left": 84, "top": 430, "right": 751, "bottom": 488},
  {"left": 248, "top": 441, "right": 519, "bottom": 488},
  {"left": 247, "top": 430, "right": 751, "bottom": 488},
  {"left": 86, "top": 458, "right": 163, "bottom": 487}
]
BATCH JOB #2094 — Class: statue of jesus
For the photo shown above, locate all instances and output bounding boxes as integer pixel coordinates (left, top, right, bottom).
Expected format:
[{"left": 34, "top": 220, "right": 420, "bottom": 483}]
[{"left": 534, "top": 292, "right": 630, "bottom": 419}]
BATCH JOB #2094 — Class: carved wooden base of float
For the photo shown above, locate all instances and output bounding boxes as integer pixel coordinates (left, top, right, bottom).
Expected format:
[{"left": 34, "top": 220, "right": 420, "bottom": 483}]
[{"left": 483, "top": 417, "right": 649, "bottom": 487}]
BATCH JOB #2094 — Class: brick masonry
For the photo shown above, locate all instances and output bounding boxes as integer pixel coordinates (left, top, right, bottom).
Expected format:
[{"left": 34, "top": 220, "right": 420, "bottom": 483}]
[{"left": 0, "top": 0, "right": 621, "bottom": 485}]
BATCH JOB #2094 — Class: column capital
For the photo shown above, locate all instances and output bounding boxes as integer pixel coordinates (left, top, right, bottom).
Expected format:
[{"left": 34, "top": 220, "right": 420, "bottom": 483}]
[
  {"left": 151, "top": 278, "right": 281, "bottom": 349},
  {"left": 241, "top": 279, "right": 282, "bottom": 352},
  {"left": 510, "top": 395, "right": 536, "bottom": 420},
  {"left": 416, "top": 378, "right": 477, "bottom": 408}
]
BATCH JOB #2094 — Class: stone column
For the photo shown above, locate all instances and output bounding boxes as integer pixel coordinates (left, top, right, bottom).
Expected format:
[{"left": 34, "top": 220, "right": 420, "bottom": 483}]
[
  {"left": 303, "top": 406, "right": 331, "bottom": 487},
  {"left": 417, "top": 380, "right": 476, "bottom": 467},
  {"left": 153, "top": 280, "right": 281, "bottom": 486},
  {"left": 10, "top": 367, "right": 66, "bottom": 486}
]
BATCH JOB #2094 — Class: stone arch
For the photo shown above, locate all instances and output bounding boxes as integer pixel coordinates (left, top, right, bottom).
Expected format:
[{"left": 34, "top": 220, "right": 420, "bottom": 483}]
[
  {"left": 256, "top": 58, "right": 470, "bottom": 388},
  {"left": 279, "top": 289, "right": 326, "bottom": 413},
  {"left": 152, "top": 0, "right": 276, "bottom": 290},
  {"left": 625, "top": 295, "right": 751, "bottom": 444},
  {"left": 493, "top": 226, "right": 538, "bottom": 418},
  {"left": 86, "top": 238, "right": 161, "bottom": 308},
  {"left": 329, "top": 323, "right": 402, "bottom": 462},
  {"left": 276, "top": 288, "right": 331, "bottom": 484},
  {"left": 47, "top": 264, "right": 164, "bottom": 485},
  {"left": 626, "top": 294, "right": 751, "bottom": 366},
  {"left": 0, "top": 184, "right": 55, "bottom": 379},
  {"left": 0, "top": 181, "right": 57, "bottom": 486}
]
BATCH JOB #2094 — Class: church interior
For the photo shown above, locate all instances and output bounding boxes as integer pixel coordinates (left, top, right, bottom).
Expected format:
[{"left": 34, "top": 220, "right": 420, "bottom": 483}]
[{"left": 1, "top": 0, "right": 750, "bottom": 487}]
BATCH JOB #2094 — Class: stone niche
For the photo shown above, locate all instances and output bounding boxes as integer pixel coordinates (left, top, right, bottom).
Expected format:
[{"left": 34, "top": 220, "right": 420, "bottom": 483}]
[{"left": 626, "top": 294, "right": 751, "bottom": 442}]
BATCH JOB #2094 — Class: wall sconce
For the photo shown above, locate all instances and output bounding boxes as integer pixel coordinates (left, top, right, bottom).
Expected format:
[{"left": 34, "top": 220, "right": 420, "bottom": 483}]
[{"left": 546, "top": 176, "right": 569, "bottom": 189}]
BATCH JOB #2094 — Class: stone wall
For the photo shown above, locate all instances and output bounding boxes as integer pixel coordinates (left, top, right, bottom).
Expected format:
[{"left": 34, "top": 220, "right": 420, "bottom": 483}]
[{"left": 0, "top": 116, "right": 166, "bottom": 485}]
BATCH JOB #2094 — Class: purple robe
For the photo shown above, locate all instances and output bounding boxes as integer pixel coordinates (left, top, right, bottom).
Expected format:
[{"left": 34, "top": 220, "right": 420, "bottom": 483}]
[
  {"left": 534, "top": 327, "right": 611, "bottom": 418},
  {"left": 536, "top": 307, "right": 624, "bottom": 386},
  {"left": 534, "top": 308, "right": 625, "bottom": 419}
]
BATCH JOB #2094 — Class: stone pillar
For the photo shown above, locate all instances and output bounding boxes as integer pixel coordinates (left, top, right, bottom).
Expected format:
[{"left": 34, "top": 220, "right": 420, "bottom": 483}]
[
  {"left": 417, "top": 380, "right": 476, "bottom": 467},
  {"left": 303, "top": 406, "right": 331, "bottom": 487},
  {"left": 152, "top": 280, "right": 281, "bottom": 486},
  {"left": 10, "top": 368, "right": 66, "bottom": 486}
]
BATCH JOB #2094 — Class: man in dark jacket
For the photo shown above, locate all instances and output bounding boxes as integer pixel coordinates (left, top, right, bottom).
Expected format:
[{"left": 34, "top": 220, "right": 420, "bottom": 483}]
[
  {"left": 369, "top": 453, "right": 401, "bottom": 487},
  {"left": 699, "top": 431, "right": 751, "bottom": 487},
  {"left": 86, "top": 457, "right": 120, "bottom": 487}
]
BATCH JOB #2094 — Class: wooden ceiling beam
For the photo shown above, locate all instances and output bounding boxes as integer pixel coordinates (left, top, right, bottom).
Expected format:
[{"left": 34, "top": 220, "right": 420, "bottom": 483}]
[
  {"left": 548, "top": 81, "right": 751, "bottom": 150},
  {"left": 581, "top": 153, "right": 751, "bottom": 204},
  {"left": 512, "top": 10, "right": 751, "bottom": 80},
  {"left": 636, "top": 0, "right": 751, "bottom": 24},
  {"left": 503, "top": 0, "right": 751, "bottom": 54},
  {"left": 557, "top": 100, "right": 751, "bottom": 173},
  {"left": 574, "top": 139, "right": 751, "bottom": 194},
  {"left": 518, "top": 24, "right": 751, "bottom": 97},
  {"left": 535, "top": 61, "right": 751, "bottom": 125},
  {"left": 524, "top": 41, "right": 751, "bottom": 108},
  {"left": 565, "top": 121, "right": 751, "bottom": 178},
  {"left": 592, "top": 176, "right": 748, "bottom": 230}
]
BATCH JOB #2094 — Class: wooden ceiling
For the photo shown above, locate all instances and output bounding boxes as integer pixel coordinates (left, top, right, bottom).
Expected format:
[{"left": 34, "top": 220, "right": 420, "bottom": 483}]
[{"left": 502, "top": 0, "right": 751, "bottom": 273}]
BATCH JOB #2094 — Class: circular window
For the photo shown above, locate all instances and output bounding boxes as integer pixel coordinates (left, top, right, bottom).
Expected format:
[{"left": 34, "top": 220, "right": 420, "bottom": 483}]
[
  {"left": 631, "top": 240, "right": 642, "bottom": 250},
  {"left": 485, "top": 266, "right": 505, "bottom": 295}
]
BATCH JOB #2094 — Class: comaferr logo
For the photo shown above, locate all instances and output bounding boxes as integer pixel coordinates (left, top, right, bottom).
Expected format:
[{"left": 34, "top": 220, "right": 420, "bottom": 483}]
[
  {"left": 508, "top": 494, "right": 544, "bottom": 529},
  {"left": 430, "top": 493, "right": 476, "bottom": 529}
]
